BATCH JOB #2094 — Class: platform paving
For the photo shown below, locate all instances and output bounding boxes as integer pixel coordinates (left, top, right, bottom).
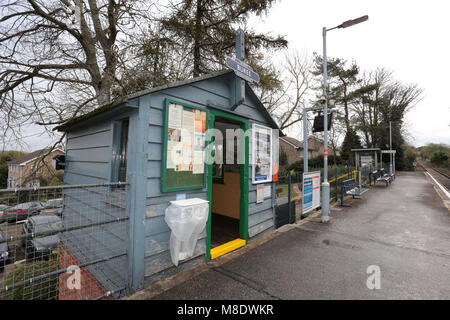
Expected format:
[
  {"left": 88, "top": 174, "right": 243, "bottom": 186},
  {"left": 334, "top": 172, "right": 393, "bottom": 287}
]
[{"left": 150, "top": 171, "right": 450, "bottom": 300}]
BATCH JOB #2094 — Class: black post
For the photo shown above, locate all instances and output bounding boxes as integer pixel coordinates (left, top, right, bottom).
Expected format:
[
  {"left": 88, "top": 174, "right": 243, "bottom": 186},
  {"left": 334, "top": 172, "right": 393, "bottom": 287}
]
[
  {"left": 335, "top": 167, "right": 338, "bottom": 202},
  {"left": 288, "top": 170, "right": 292, "bottom": 223}
]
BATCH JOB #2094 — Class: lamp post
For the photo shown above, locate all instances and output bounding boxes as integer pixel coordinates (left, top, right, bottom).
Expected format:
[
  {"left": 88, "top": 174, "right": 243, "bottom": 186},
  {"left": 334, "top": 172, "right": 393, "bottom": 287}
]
[
  {"left": 389, "top": 121, "right": 393, "bottom": 176},
  {"left": 321, "top": 15, "right": 368, "bottom": 223}
]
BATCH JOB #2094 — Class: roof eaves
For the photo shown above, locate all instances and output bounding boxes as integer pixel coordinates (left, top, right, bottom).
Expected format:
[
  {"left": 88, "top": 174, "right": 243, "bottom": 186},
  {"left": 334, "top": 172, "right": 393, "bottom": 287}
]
[{"left": 55, "top": 70, "right": 234, "bottom": 132}]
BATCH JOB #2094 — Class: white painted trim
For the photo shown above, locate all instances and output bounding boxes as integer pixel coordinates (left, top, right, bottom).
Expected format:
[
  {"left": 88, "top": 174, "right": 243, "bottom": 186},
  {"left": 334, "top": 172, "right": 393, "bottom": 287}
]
[
  {"left": 279, "top": 137, "right": 300, "bottom": 150},
  {"left": 426, "top": 172, "right": 450, "bottom": 199}
]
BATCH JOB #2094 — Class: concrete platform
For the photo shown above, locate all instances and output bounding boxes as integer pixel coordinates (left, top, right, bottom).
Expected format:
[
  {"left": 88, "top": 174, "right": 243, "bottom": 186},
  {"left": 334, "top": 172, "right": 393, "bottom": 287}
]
[{"left": 144, "top": 171, "right": 450, "bottom": 300}]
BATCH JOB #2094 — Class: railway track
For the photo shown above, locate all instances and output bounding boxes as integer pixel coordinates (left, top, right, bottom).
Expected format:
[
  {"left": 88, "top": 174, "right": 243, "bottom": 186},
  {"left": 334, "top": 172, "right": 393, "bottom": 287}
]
[{"left": 417, "top": 161, "right": 450, "bottom": 192}]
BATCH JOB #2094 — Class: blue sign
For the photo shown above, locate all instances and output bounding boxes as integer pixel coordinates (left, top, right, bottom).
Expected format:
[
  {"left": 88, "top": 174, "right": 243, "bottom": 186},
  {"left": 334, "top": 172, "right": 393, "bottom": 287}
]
[
  {"left": 303, "top": 177, "right": 313, "bottom": 210},
  {"left": 226, "top": 57, "right": 260, "bottom": 83},
  {"left": 302, "top": 171, "right": 321, "bottom": 214}
]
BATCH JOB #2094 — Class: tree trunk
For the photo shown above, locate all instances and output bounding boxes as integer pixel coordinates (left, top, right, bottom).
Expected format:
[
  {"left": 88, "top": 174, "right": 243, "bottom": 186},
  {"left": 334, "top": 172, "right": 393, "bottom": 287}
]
[{"left": 193, "top": 0, "right": 202, "bottom": 77}]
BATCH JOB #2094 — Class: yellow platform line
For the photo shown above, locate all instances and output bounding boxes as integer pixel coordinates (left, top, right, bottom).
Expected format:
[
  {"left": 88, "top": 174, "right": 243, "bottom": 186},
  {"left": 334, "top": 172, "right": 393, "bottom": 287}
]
[{"left": 210, "top": 238, "right": 246, "bottom": 260}]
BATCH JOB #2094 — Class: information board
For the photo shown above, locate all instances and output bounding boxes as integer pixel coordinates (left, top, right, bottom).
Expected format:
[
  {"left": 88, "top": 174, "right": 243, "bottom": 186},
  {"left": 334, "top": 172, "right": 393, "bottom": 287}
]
[
  {"left": 162, "top": 99, "right": 208, "bottom": 192},
  {"left": 361, "top": 156, "right": 372, "bottom": 166},
  {"left": 302, "top": 171, "right": 321, "bottom": 214}
]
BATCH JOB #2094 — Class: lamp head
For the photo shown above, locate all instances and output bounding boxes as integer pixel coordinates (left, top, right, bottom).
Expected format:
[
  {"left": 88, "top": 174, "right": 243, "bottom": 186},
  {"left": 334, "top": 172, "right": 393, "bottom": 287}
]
[{"left": 339, "top": 15, "right": 369, "bottom": 29}]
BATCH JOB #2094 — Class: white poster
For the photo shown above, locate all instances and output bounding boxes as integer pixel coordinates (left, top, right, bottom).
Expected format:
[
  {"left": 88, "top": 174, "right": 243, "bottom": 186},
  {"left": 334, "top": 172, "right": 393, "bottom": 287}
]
[
  {"left": 168, "top": 104, "right": 183, "bottom": 128},
  {"left": 252, "top": 124, "right": 273, "bottom": 184},
  {"left": 263, "top": 185, "right": 272, "bottom": 199},
  {"left": 302, "top": 171, "right": 321, "bottom": 214},
  {"left": 256, "top": 185, "right": 264, "bottom": 203},
  {"left": 192, "top": 150, "right": 204, "bottom": 174}
]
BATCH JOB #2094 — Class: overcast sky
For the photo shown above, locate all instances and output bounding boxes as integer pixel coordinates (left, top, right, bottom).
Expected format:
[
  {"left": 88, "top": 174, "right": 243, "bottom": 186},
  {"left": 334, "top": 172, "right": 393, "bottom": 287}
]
[
  {"left": 250, "top": 0, "right": 450, "bottom": 147},
  {"left": 5, "top": 0, "right": 449, "bottom": 151}
]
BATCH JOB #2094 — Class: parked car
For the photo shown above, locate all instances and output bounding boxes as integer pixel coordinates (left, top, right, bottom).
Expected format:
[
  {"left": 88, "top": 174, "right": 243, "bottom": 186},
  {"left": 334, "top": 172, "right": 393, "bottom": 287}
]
[
  {"left": 22, "top": 215, "right": 62, "bottom": 260},
  {"left": 0, "top": 231, "right": 9, "bottom": 270},
  {"left": 0, "top": 201, "right": 44, "bottom": 224},
  {"left": 0, "top": 204, "right": 9, "bottom": 211},
  {"left": 42, "top": 198, "right": 63, "bottom": 216}
]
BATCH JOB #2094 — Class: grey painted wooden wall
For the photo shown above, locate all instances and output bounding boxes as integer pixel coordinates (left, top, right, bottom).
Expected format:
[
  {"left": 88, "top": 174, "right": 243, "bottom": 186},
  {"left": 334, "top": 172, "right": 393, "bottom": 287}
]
[
  {"left": 62, "top": 72, "right": 277, "bottom": 292},
  {"left": 63, "top": 115, "right": 134, "bottom": 297},
  {"left": 141, "top": 73, "right": 275, "bottom": 286}
]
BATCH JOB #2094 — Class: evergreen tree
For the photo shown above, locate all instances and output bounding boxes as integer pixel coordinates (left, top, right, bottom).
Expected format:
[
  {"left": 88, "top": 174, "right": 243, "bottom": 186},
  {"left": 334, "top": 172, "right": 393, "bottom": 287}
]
[
  {"left": 340, "top": 129, "right": 362, "bottom": 165},
  {"left": 312, "top": 54, "right": 360, "bottom": 133},
  {"left": 157, "top": 0, "right": 287, "bottom": 89}
]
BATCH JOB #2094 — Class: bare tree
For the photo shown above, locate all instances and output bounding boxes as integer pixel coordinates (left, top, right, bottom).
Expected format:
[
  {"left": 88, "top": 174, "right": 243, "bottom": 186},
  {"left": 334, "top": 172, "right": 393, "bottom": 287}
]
[
  {"left": 352, "top": 68, "right": 423, "bottom": 148},
  {"left": 261, "top": 50, "right": 314, "bottom": 131},
  {"left": 0, "top": 0, "right": 155, "bottom": 147}
]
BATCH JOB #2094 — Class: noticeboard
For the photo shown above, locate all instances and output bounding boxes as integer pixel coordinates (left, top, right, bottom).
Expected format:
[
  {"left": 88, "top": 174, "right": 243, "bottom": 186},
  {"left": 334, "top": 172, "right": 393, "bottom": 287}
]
[
  {"left": 302, "top": 171, "right": 321, "bottom": 214},
  {"left": 161, "top": 99, "right": 208, "bottom": 192}
]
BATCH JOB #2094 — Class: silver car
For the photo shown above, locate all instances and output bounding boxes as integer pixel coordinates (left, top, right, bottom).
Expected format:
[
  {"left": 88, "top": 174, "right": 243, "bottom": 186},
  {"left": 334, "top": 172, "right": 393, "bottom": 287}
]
[
  {"left": 22, "top": 215, "right": 62, "bottom": 260},
  {"left": 42, "top": 198, "right": 63, "bottom": 216}
]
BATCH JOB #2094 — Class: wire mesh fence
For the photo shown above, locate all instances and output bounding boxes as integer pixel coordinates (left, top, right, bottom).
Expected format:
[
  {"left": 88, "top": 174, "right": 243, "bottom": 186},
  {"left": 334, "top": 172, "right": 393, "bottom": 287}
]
[
  {"left": 275, "top": 165, "right": 365, "bottom": 227},
  {"left": 0, "top": 183, "right": 129, "bottom": 300}
]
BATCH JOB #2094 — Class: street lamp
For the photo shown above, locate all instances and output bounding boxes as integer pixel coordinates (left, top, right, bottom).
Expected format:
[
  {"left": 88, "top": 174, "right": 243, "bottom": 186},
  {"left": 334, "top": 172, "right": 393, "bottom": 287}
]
[
  {"left": 321, "top": 15, "right": 368, "bottom": 223},
  {"left": 389, "top": 120, "right": 401, "bottom": 176}
]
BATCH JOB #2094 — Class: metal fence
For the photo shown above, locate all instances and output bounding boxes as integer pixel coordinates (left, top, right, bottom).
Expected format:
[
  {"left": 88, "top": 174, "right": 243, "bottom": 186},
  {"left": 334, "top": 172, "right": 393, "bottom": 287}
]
[
  {"left": 275, "top": 165, "right": 365, "bottom": 227},
  {"left": 0, "top": 183, "right": 129, "bottom": 300}
]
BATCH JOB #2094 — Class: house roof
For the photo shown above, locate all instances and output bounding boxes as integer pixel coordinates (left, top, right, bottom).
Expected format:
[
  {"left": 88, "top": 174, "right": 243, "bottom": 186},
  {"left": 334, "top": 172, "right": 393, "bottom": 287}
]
[
  {"left": 7, "top": 148, "right": 64, "bottom": 166},
  {"left": 280, "top": 136, "right": 322, "bottom": 151},
  {"left": 280, "top": 137, "right": 303, "bottom": 149},
  {"left": 55, "top": 69, "right": 281, "bottom": 133}
]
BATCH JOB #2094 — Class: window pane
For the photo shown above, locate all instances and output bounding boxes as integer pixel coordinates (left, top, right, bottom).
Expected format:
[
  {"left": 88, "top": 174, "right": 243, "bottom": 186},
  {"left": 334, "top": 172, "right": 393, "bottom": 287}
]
[{"left": 118, "top": 120, "right": 129, "bottom": 182}]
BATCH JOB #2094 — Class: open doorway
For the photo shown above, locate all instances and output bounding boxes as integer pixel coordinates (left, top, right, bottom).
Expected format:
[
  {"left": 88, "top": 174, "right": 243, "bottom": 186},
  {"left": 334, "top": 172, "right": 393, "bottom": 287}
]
[{"left": 210, "top": 117, "right": 242, "bottom": 249}]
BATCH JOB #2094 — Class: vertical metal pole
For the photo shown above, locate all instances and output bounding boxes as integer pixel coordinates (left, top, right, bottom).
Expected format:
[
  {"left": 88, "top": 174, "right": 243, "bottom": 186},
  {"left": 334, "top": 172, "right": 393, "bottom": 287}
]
[
  {"left": 389, "top": 121, "right": 393, "bottom": 175},
  {"left": 303, "top": 107, "right": 308, "bottom": 173},
  {"left": 375, "top": 151, "right": 378, "bottom": 170},
  {"left": 321, "top": 27, "right": 330, "bottom": 223},
  {"left": 393, "top": 153, "right": 396, "bottom": 177}
]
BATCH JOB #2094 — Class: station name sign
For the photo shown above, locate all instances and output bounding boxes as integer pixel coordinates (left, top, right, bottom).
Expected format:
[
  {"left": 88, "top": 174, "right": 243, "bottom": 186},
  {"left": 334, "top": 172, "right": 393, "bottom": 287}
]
[
  {"left": 381, "top": 150, "right": 396, "bottom": 154},
  {"left": 226, "top": 57, "right": 260, "bottom": 84}
]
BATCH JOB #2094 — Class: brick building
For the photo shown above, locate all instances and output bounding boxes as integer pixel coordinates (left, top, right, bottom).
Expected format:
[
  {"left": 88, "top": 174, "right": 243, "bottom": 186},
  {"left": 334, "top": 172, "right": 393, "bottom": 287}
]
[
  {"left": 279, "top": 136, "right": 325, "bottom": 165},
  {"left": 7, "top": 147, "right": 64, "bottom": 188}
]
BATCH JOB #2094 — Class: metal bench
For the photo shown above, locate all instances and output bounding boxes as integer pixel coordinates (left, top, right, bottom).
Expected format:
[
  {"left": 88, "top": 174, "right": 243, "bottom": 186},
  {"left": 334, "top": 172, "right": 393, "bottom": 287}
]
[
  {"left": 370, "top": 170, "right": 390, "bottom": 187},
  {"left": 340, "top": 178, "right": 368, "bottom": 206},
  {"left": 380, "top": 168, "right": 395, "bottom": 182}
]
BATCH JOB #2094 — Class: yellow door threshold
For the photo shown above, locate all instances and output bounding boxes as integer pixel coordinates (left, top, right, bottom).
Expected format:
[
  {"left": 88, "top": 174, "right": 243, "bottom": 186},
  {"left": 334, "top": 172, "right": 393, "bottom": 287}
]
[{"left": 210, "top": 238, "right": 246, "bottom": 260}]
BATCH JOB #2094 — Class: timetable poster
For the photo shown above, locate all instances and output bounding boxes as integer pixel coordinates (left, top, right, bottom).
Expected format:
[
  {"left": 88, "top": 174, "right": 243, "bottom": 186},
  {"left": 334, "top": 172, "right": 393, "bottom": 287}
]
[{"left": 167, "top": 103, "right": 206, "bottom": 175}]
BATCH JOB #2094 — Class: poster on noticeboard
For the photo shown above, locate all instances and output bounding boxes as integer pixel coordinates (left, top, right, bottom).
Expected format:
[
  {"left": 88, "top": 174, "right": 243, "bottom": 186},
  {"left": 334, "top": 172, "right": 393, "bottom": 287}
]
[{"left": 252, "top": 124, "right": 273, "bottom": 184}]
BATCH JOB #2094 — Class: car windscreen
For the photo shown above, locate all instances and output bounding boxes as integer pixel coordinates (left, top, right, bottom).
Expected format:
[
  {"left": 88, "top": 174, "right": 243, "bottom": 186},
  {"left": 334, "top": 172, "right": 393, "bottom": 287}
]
[
  {"left": 10, "top": 203, "right": 29, "bottom": 209},
  {"left": 45, "top": 199, "right": 62, "bottom": 207},
  {"left": 34, "top": 220, "right": 63, "bottom": 234}
]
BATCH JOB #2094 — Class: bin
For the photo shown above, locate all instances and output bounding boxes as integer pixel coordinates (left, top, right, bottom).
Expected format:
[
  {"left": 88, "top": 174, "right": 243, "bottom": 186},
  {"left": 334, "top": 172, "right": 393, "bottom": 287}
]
[{"left": 164, "top": 198, "right": 209, "bottom": 266}]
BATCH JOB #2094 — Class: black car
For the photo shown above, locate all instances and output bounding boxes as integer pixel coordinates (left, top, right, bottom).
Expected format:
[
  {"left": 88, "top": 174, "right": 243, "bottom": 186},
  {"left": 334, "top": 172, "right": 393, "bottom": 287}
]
[
  {"left": 22, "top": 215, "right": 62, "bottom": 260},
  {"left": 0, "top": 231, "right": 9, "bottom": 270},
  {"left": 0, "top": 201, "right": 44, "bottom": 224}
]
